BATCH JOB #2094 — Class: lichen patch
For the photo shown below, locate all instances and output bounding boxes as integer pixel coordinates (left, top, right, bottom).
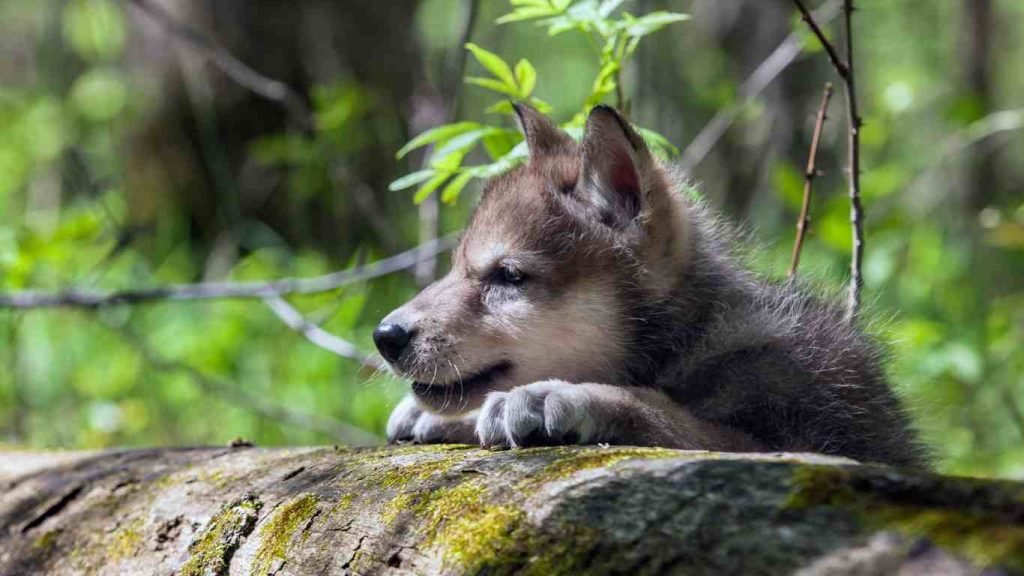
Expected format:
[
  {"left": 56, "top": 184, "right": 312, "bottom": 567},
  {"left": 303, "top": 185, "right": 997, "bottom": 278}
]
[
  {"left": 787, "top": 466, "right": 1024, "bottom": 572},
  {"left": 180, "top": 495, "right": 261, "bottom": 576},
  {"left": 249, "top": 493, "right": 320, "bottom": 576}
]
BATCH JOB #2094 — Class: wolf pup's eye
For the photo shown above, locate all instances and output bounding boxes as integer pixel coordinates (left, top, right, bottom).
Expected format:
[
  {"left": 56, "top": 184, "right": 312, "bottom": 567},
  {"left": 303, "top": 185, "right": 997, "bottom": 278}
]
[{"left": 494, "top": 264, "right": 525, "bottom": 286}]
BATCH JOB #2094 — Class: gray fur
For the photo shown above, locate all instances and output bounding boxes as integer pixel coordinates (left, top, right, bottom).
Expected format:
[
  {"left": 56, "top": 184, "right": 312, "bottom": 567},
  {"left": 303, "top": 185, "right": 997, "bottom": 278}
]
[
  {"left": 623, "top": 199, "right": 926, "bottom": 468},
  {"left": 382, "top": 104, "right": 926, "bottom": 469}
]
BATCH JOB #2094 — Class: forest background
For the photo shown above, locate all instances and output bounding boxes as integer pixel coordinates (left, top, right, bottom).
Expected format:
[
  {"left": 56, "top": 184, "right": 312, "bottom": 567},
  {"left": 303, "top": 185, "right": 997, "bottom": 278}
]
[{"left": 1, "top": 0, "right": 1022, "bottom": 478}]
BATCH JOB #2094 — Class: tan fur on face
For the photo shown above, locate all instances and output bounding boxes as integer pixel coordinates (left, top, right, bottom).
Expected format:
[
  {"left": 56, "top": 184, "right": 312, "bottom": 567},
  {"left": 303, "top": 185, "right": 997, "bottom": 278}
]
[
  {"left": 381, "top": 105, "right": 690, "bottom": 415},
  {"left": 383, "top": 170, "right": 631, "bottom": 413}
]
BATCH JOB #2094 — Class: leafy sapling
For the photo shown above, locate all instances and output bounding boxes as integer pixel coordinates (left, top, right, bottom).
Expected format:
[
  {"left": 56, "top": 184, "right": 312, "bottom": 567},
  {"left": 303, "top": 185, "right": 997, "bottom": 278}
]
[{"left": 389, "top": 0, "right": 688, "bottom": 205}]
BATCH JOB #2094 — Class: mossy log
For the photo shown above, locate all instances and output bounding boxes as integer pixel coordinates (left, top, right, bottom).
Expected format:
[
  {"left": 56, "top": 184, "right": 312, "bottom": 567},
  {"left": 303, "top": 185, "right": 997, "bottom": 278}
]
[{"left": 1, "top": 446, "right": 1022, "bottom": 575}]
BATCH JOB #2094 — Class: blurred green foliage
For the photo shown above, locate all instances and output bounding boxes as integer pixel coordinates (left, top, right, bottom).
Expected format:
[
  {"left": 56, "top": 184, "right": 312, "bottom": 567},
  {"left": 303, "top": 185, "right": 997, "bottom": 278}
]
[
  {"left": 390, "top": 0, "right": 686, "bottom": 204},
  {"left": 1, "top": 0, "right": 1023, "bottom": 480}
]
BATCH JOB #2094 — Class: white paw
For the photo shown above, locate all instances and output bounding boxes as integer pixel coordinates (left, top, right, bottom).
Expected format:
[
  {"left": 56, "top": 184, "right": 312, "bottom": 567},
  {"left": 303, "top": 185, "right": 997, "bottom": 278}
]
[
  {"left": 386, "top": 395, "right": 475, "bottom": 444},
  {"left": 475, "top": 380, "right": 599, "bottom": 448},
  {"left": 386, "top": 395, "right": 423, "bottom": 443}
]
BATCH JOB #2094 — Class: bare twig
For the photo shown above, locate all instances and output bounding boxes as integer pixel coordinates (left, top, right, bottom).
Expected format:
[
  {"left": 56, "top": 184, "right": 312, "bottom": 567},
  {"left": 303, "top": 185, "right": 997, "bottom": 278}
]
[
  {"left": 789, "top": 83, "right": 834, "bottom": 278},
  {"left": 128, "top": 0, "right": 312, "bottom": 132},
  {"left": 103, "top": 318, "right": 381, "bottom": 445},
  {"left": 790, "top": 0, "right": 850, "bottom": 79},
  {"left": 0, "top": 234, "right": 459, "bottom": 310},
  {"left": 791, "top": 0, "right": 864, "bottom": 320},
  {"left": 263, "top": 296, "right": 384, "bottom": 370},
  {"left": 840, "top": 0, "right": 865, "bottom": 321},
  {"left": 679, "top": 0, "right": 841, "bottom": 173}
]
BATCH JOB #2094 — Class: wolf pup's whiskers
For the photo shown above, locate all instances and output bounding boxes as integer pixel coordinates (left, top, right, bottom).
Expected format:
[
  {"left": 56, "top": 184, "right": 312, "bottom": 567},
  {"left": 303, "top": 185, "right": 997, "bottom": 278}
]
[{"left": 374, "top": 102, "right": 924, "bottom": 468}]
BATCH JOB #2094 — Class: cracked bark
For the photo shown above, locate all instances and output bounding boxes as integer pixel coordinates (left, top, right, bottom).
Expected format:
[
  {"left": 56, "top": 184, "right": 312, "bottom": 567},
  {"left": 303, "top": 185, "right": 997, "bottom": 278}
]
[{"left": 0, "top": 446, "right": 1021, "bottom": 575}]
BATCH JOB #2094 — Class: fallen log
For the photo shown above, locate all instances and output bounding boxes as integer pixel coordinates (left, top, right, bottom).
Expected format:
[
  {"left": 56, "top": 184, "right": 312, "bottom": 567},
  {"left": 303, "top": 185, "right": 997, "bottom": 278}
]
[{"left": 0, "top": 446, "right": 1021, "bottom": 575}]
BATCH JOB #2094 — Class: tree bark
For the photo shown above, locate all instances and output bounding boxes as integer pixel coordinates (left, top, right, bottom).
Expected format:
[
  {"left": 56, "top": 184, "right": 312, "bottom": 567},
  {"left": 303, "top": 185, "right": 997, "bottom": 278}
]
[{"left": 1, "top": 446, "right": 1021, "bottom": 575}]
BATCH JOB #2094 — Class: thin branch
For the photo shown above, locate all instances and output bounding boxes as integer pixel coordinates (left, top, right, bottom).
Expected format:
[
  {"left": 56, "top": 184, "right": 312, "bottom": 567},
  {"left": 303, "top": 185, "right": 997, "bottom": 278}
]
[
  {"left": 679, "top": 0, "right": 841, "bottom": 173},
  {"left": 0, "top": 234, "right": 459, "bottom": 310},
  {"left": 791, "top": 0, "right": 864, "bottom": 320},
  {"left": 102, "top": 318, "right": 381, "bottom": 445},
  {"left": 263, "top": 296, "right": 384, "bottom": 370},
  {"left": 790, "top": 0, "right": 850, "bottom": 79},
  {"left": 789, "top": 83, "right": 834, "bottom": 279},
  {"left": 128, "top": 0, "right": 312, "bottom": 132},
  {"left": 841, "top": 0, "right": 865, "bottom": 321},
  {"left": 446, "top": 0, "right": 481, "bottom": 107}
]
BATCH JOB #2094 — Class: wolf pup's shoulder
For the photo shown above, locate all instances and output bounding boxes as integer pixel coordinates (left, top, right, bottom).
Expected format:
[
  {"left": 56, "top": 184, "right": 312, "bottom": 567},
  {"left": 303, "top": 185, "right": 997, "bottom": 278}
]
[{"left": 643, "top": 199, "right": 927, "bottom": 468}]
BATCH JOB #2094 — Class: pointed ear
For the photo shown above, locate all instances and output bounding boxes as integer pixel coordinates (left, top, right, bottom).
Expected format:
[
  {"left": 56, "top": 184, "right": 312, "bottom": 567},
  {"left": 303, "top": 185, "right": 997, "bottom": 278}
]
[
  {"left": 512, "top": 102, "right": 574, "bottom": 159},
  {"left": 577, "top": 105, "right": 653, "bottom": 228}
]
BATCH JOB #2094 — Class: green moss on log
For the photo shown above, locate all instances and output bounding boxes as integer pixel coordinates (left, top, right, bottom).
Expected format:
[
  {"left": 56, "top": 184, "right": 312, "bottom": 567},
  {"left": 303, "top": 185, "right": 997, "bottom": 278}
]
[
  {"left": 250, "top": 493, "right": 319, "bottom": 576},
  {"left": 376, "top": 446, "right": 683, "bottom": 574},
  {"left": 180, "top": 496, "right": 261, "bottom": 576},
  {"left": 523, "top": 446, "right": 682, "bottom": 485},
  {"left": 347, "top": 445, "right": 476, "bottom": 490},
  {"left": 106, "top": 518, "right": 144, "bottom": 561},
  {"left": 788, "top": 466, "right": 1024, "bottom": 572}
]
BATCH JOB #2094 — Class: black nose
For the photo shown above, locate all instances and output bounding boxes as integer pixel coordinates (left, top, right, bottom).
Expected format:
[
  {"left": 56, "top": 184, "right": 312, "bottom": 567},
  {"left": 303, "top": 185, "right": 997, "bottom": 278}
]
[{"left": 373, "top": 323, "right": 412, "bottom": 363}]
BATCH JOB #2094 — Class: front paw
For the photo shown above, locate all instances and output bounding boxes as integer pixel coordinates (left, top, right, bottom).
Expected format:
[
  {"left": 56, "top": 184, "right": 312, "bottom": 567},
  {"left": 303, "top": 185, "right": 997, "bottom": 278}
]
[
  {"left": 476, "top": 380, "right": 598, "bottom": 448},
  {"left": 386, "top": 395, "right": 475, "bottom": 445}
]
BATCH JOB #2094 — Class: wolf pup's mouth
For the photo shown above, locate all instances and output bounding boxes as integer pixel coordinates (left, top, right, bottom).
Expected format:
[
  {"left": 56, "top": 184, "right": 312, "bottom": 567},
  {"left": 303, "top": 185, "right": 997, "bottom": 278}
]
[{"left": 412, "top": 361, "right": 512, "bottom": 401}]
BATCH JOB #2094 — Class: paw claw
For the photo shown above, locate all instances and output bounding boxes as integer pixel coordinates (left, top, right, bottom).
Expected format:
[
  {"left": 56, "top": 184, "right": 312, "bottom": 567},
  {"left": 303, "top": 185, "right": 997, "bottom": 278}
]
[
  {"left": 476, "top": 392, "right": 510, "bottom": 448},
  {"left": 475, "top": 380, "right": 596, "bottom": 448}
]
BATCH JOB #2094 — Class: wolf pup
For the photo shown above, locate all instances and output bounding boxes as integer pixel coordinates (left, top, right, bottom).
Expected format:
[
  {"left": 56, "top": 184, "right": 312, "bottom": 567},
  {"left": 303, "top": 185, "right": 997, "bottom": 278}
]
[{"left": 374, "top": 103, "right": 923, "bottom": 468}]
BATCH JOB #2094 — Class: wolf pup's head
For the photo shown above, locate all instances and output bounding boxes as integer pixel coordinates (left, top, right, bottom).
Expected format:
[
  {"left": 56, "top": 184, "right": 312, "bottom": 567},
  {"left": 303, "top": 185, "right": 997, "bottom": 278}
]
[{"left": 375, "top": 104, "right": 691, "bottom": 414}]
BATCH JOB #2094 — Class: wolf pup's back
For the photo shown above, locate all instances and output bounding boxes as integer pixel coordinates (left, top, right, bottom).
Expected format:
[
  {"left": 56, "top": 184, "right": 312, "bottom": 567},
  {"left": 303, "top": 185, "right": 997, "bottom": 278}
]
[{"left": 374, "top": 103, "right": 925, "bottom": 469}]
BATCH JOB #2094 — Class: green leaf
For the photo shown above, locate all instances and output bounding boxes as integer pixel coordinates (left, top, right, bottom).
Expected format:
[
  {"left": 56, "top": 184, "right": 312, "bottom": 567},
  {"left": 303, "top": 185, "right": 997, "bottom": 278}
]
[
  {"left": 498, "top": 0, "right": 569, "bottom": 24},
  {"left": 497, "top": 6, "right": 560, "bottom": 25},
  {"left": 485, "top": 100, "right": 516, "bottom": 115},
  {"left": 585, "top": 59, "right": 619, "bottom": 106},
  {"left": 431, "top": 127, "right": 501, "bottom": 161},
  {"left": 62, "top": 0, "right": 127, "bottom": 62},
  {"left": 465, "top": 43, "right": 518, "bottom": 91},
  {"left": 529, "top": 98, "right": 554, "bottom": 113},
  {"left": 396, "top": 122, "right": 483, "bottom": 159},
  {"left": 389, "top": 169, "right": 436, "bottom": 192},
  {"left": 598, "top": 0, "right": 626, "bottom": 17},
  {"left": 544, "top": 17, "right": 584, "bottom": 36},
  {"left": 514, "top": 59, "right": 537, "bottom": 97},
  {"left": 441, "top": 171, "right": 475, "bottom": 204},
  {"left": 430, "top": 149, "right": 467, "bottom": 172},
  {"left": 636, "top": 127, "right": 680, "bottom": 159},
  {"left": 413, "top": 172, "right": 451, "bottom": 204},
  {"left": 485, "top": 97, "right": 553, "bottom": 115},
  {"left": 70, "top": 68, "right": 128, "bottom": 122},
  {"left": 623, "top": 12, "right": 690, "bottom": 38},
  {"left": 482, "top": 129, "right": 522, "bottom": 159},
  {"left": 465, "top": 77, "right": 521, "bottom": 98}
]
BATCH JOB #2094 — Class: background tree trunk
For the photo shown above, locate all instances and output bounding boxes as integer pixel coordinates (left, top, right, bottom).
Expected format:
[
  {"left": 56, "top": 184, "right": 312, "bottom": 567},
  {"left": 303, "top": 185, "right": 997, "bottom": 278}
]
[{"left": 1, "top": 446, "right": 1021, "bottom": 575}]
